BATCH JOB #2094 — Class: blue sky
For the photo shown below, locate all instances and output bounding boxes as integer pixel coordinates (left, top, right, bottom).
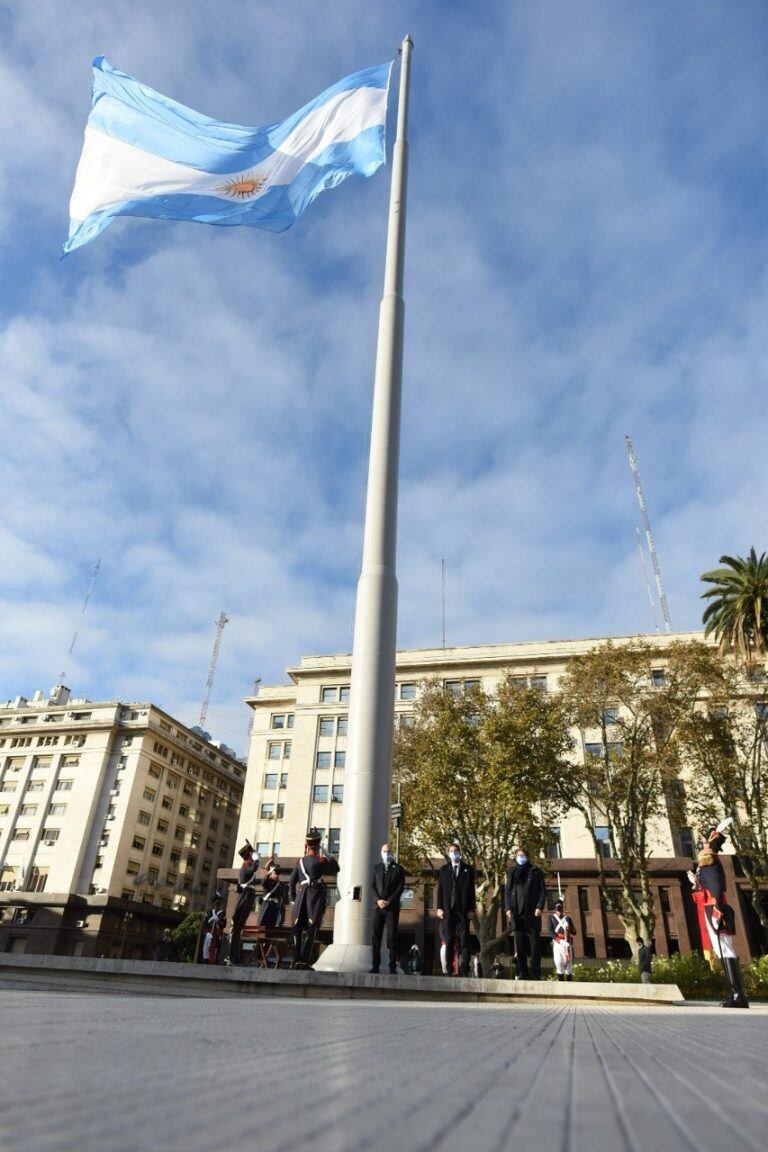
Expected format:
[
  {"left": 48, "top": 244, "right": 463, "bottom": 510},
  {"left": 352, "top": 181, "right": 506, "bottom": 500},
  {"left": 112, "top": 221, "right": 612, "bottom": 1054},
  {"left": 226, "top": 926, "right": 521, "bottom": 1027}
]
[{"left": 2, "top": 2, "right": 768, "bottom": 752}]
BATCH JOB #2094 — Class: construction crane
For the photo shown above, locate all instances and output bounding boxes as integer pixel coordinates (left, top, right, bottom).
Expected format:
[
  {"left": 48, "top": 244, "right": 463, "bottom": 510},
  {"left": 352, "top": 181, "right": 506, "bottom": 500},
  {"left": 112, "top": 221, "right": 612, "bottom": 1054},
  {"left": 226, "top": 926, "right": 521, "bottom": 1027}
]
[
  {"left": 199, "top": 611, "right": 229, "bottom": 729},
  {"left": 59, "top": 558, "right": 101, "bottom": 684},
  {"left": 625, "top": 436, "right": 672, "bottom": 633},
  {"left": 635, "top": 525, "right": 660, "bottom": 633}
]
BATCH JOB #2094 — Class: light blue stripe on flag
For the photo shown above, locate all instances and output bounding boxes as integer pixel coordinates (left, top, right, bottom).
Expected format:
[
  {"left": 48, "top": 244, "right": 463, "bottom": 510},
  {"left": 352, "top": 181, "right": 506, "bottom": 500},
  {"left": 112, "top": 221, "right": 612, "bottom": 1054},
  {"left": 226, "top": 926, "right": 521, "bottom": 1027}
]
[{"left": 65, "top": 57, "right": 393, "bottom": 254}]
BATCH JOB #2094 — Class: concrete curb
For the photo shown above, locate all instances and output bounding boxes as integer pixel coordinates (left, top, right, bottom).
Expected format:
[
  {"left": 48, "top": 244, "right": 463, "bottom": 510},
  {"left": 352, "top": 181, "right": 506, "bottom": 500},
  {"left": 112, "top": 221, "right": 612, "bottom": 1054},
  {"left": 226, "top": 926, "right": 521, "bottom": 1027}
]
[{"left": 0, "top": 954, "right": 684, "bottom": 1005}]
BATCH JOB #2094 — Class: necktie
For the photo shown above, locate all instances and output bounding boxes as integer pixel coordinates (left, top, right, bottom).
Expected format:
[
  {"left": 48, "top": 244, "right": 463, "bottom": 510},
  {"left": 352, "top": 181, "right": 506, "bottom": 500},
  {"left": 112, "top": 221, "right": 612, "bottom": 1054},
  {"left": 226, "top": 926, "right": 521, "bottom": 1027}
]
[{"left": 454, "top": 865, "right": 459, "bottom": 880}]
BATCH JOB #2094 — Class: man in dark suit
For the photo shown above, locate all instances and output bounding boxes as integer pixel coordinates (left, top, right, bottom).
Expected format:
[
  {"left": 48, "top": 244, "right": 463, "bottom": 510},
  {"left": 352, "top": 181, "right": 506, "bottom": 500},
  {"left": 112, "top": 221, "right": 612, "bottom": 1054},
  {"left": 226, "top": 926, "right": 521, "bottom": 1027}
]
[
  {"left": 436, "top": 843, "right": 476, "bottom": 977},
  {"left": 370, "top": 842, "right": 406, "bottom": 974},
  {"left": 505, "top": 844, "right": 546, "bottom": 979}
]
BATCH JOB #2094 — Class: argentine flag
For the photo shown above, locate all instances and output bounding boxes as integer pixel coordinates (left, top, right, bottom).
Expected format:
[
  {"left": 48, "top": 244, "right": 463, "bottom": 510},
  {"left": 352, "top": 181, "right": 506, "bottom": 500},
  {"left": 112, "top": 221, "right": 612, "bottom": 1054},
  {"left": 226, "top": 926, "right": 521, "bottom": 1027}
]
[{"left": 65, "top": 57, "right": 392, "bottom": 254}]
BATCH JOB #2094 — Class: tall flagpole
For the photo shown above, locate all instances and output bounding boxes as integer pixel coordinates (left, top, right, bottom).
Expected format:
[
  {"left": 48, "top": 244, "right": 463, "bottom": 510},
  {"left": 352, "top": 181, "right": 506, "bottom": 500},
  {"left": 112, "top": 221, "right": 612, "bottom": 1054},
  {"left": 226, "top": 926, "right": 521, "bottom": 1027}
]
[{"left": 315, "top": 35, "right": 412, "bottom": 972}]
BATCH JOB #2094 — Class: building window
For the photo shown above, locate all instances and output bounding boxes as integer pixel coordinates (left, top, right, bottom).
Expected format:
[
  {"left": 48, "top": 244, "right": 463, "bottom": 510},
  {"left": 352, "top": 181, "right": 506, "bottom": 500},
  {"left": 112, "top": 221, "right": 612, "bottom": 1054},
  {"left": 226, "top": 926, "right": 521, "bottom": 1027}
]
[
  {"left": 267, "top": 743, "right": 281, "bottom": 761},
  {"left": 25, "top": 781, "right": 43, "bottom": 792},
  {"left": 400, "top": 683, "right": 417, "bottom": 701},
  {"left": 170, "top": 850, "right": 181, "bottom": 865},
  {"left": 179, "top": 805, "right": 189, "bottom": 817},
  {"left": 137, "top": 811, "right": 151, "bottom": 826},
  {"left": 143, "top": 787, "right": 156, "bottom": 802},
  {"left": 148, "top": 763, "right": 162, "bottom": 779},
  {"left": 256, "top": 842, "right": 270, "bottom": 856},
  {"left": 603, "top": 708, "right": 618, "bottom": 725},
  {"left": 151, "top": 843, "right": 164, "bottom": 858},
  {"left": 276, "top": 804, "right": 285, "bottom": 820},
  {"left": 595, "top": 826, "right": 612, "bottom": 859},
  {"left": 65, "top": 734, "right": 86, "bottom": 748},
  {"left": 321, "top": 687, "right": 338, "bottom": 703},
  {"left": 444, "top": 680, "right": 462, "bottom": 697},
  {"left": 337, "top": 716, "right": 348, "bottom": 736},
  {"left": 530, "top": 675, "right": 547, "bottom": 692},
  {"left": 319, "top": 717, "right": 335, "bottom": 736},
  {"left": 283, "top": 742, "right": 291, "bottom": 760},
  {"left": 132, "top": 836, "right": 146, "bottom": 851},
  {"left": 331, "top": 784, "right": 344, "bottom": 804},
  {"left": 464, "top": 679, "right": 481, "bottom": 692},
  {"left": 55, "top": 779, "right": 74, "bottom": 792},
  {"left": 546, "top": 828, "right": 562, "bottom": 859},
  {"left": 280, "top": 772, "right": 288, "bottom": 788},
  {"left": 680, "top": 827, "right": 695, "bottom": 859},
  {"left": 651, "top": 669, "right": 666, "bottom": 688},
  {"left": 126, "top": 860, "right": 140, "bottom": 876},
  {"left": 157, "top": 819, "right": 169, "bottom": 834},
  {"left": 153, "top": 741, "right": 169, "bottom": 758},
  {"left": 161, "top": 795, "right": 173, "bottom": 810},
  {"left": 48, "top": 804, "right": 67, "bottom": 817},
  {"left": 271, "top": 715, "right": 286, "bottom": 729},
  {"left": 272, "top": 841, "right": 281, "bottom": 855},
  {"left": 584, "top": 743, "right": 602, "bottom": 760},
  {"left": 167, "top": 775, "right": 179, "bottom": 790},
  {"left": 286, "top": 715, "right": 295, "bottom": 729},
  {"left": 578, "top": 887, "right": 590, "bottom": 912},
  {"left": 339, "top": 686, "right": 350, "bottom": 703},
  {"left": 263, "top": 772, "right": 278, "bottom": 790},
  {"left": 260, "top": 803, "right": 275, "bottom": 819},
  {"left": 148, "top": 868, "right": 159, "bottom": 885},
  {"left": 334, "top": 751, "right": 346, "bottom": 769},
  {"left": 41, "top": 828, "right": 59, "bottom": 846},
  {"left": 20, "top": 804, "right": 38, "bottom": 817},
  {"left": 328, "top": 828, "right": 341, "bottom": 855},
  {"left": 316, "top": 751, "right": 331, "bottom": 770},
  {"left": 313, "top": 785, "right": 329, "bottom": 804}
]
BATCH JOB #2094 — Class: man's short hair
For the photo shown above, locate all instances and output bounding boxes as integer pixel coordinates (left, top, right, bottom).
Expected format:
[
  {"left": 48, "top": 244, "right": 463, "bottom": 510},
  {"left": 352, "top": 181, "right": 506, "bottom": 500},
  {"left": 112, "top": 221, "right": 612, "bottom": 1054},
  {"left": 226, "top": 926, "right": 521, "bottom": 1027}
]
[
  {"left": 449, "top": 842, "right": 460, "bottom": 851},
  {"left": 636, "top": 937, "right": 644, "bottom": 945}
]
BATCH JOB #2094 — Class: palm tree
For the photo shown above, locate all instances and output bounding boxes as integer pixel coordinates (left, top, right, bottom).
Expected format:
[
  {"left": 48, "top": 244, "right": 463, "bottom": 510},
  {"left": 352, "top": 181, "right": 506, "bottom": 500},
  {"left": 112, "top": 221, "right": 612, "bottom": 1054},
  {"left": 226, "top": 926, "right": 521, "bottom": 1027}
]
[{"left": 701, "top": 548, "right": 768, "bottom": 662}]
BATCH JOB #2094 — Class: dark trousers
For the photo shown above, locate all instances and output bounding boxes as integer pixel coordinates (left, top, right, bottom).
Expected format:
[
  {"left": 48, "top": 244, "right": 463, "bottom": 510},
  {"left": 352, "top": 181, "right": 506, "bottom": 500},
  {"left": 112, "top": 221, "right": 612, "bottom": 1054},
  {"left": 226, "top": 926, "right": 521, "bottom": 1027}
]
[
  {"left": 514, "top": 922, "right": 542, "bottom": 979},
  {"left": 292, "top": 907, "right": 318, "bottom": 967},
  {"left": 444, "top": 912, "right": 471, "bottom": 976},
  {"left": 228, "top": 890, "right": 255, "bottom": 965},
  {"left": 372, "top": 905, "right": 400, "bottom": 972}
]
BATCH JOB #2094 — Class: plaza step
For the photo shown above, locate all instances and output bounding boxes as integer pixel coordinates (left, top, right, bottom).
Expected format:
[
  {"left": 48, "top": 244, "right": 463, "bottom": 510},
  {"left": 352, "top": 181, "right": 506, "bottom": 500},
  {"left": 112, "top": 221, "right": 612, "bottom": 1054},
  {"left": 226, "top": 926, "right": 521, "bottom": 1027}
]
[{"left": 0, "top": 953, "right": 683, "bottom": 1004}]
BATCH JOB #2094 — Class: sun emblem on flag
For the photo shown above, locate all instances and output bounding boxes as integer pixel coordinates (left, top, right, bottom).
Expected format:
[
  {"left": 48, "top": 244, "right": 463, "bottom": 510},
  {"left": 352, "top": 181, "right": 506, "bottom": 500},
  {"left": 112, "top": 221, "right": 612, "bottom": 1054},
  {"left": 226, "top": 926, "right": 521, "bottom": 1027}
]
[{"left": 218, "top": 172, "right": 266, "bottom": 199}]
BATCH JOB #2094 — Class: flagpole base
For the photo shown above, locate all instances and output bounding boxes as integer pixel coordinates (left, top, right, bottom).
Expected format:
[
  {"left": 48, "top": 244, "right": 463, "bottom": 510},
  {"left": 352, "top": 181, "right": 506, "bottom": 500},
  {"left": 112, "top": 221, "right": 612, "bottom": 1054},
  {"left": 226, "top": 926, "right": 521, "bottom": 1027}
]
[{"left": 313, "top": 942, "right": 372, "bottom": 974}]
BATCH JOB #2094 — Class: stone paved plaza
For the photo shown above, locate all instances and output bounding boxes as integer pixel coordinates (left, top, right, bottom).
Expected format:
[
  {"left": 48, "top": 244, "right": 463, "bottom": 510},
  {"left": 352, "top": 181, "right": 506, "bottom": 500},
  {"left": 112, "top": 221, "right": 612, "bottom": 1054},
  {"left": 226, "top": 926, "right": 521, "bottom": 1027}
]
[{"left": 0, "top": 993, "right": 766, "bottom": 1152}]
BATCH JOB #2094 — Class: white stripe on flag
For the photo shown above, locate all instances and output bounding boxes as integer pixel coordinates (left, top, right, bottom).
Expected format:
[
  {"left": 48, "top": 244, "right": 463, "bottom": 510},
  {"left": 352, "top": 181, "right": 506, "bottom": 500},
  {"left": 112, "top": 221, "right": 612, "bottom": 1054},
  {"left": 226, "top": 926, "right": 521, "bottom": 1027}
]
[{"left": 70, "top": 84, "right": 387, "bottom": 221}]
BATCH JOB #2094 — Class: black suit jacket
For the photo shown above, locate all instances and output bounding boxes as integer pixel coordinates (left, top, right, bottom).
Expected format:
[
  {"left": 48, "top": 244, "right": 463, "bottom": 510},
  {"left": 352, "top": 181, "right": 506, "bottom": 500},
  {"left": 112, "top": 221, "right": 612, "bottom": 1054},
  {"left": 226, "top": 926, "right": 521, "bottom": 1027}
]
[
  {"left": 436, "top": 861, "right": 476, "bottom": 916},
  {"left": 371, "top": 861, "right": 406, "bottom": 907},
  {"left": 505, "top": 862, "right": 546, "bottom": 925}
]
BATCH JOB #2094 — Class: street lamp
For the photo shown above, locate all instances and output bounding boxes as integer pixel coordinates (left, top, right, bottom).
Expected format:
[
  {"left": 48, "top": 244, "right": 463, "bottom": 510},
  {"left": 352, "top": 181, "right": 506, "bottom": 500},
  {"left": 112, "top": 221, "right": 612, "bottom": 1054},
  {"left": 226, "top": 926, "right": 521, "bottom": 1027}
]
[{"left": 120, "top": 911, "right": 133, "bottom": 960}]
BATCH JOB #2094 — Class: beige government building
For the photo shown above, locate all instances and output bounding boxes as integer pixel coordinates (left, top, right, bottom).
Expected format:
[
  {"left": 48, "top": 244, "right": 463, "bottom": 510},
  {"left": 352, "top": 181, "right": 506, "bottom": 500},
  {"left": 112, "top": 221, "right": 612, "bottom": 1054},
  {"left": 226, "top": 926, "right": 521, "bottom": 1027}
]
[
  {"left": 0, "top": 686, "right": 244, "bottom": 957},
  {"left": 235, "top": 630, "right": 764, "bottom": 966}
]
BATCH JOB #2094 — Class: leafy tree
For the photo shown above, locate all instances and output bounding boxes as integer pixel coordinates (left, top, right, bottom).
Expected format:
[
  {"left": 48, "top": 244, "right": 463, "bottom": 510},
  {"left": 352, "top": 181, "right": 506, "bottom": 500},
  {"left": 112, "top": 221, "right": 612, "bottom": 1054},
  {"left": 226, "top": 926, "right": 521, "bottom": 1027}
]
[
  {"left": 676, "top": 650, "right": 768, "bottom": 946},
  {"left": 171, "top": 911, "right": 204, "bottom": 963},
  {"left": 701, "top": 548, "right": 768, "bottom": 664},
  {"left": 555, "top": 641, "right": 708, "bottom": 956},
  {"left": 393, "top": 676, "right": 573, "bottom": 966}
]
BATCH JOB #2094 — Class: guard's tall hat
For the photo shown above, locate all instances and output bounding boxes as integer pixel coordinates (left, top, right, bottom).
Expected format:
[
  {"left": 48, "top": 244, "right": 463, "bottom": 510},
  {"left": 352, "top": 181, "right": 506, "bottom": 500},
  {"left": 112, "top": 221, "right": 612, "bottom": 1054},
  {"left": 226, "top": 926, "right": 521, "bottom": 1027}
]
[
  {"left": 305, "top": 828, "right": 322, "bottom": 849},
  {"left": 238, "top": 839, "right": 255, "bottom": 860}
]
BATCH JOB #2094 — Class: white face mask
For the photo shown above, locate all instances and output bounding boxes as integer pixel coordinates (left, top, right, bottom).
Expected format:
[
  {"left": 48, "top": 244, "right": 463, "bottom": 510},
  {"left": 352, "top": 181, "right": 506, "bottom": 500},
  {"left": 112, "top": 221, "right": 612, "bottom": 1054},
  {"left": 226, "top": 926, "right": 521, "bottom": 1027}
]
[
  {"left": 516, "top": 854, "right": 528, "bottom": 866},
  {"left": 382, "top": 851, "right": 393, "bottom": 864},
  {"left": 449, "top": 851, "right": 461, "bottom": 864}
]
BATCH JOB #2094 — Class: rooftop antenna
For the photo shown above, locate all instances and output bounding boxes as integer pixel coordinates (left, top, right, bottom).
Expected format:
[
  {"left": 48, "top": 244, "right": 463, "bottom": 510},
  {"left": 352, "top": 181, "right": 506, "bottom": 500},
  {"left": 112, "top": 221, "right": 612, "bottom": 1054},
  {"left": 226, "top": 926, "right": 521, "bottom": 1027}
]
[
  {"left": 625, "top": 436, "right": 672, "bottom": 633},
  {"left": 635, "top": 525, "right": 661, "bottom": 634},
  {"left": 440, "top": 550, "right": 446, "bottom": 649},
  {"left": 199, "top": 611, "right": 229, "bottom": 729},
  {"left": 59, "top": 558, "right": 101, "bottom": 683}
]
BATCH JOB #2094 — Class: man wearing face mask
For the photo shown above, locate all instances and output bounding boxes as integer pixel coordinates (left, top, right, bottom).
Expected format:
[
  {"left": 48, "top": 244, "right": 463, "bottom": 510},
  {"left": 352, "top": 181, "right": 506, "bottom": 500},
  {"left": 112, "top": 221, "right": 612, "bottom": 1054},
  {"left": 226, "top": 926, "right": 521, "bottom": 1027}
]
[
  {"left": 370, "top": 843, "right": 406, "bottom": 974},
  {"left": 505, "top": 845, "right": 546, "bottom": 980},
  {"left": 436, "top": 844, "right": 476, "bottom": 977}
]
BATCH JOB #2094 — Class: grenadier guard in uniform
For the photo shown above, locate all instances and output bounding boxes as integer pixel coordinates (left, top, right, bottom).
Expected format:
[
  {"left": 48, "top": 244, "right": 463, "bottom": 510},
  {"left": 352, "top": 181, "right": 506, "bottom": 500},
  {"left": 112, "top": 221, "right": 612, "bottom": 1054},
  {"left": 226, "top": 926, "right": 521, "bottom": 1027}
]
[
  {"left": 549, "top": 898, "right": 576, "bottom": 981},
  {"left": 202, "top": 892, "right": 226, "bottom": 965},
  {"left": 227, "top": 840, "right": 260, "bottom": 966},
  {"left": 288, "top": 828, "right": 340, "bottom": 969},
  {"left": 258, "top": 860, "right": 285, "bottom": 928},
  {"left": 695, "top": 820, "right": 749, "bottom": 1009}
]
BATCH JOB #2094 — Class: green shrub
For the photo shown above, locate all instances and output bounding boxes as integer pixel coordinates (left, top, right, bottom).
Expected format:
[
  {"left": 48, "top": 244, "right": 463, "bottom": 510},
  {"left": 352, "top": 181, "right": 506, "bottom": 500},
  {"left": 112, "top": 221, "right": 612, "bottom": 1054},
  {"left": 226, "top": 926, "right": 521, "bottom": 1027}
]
[
  {"left": 171, "top": 911, "right": 203, "bottom": 963},
  {"left": 569, "top": 950, "right": 768, "bottom": 1000},
  {"left": 744, "top": 954, "right": 768, "bottom": 1000}
]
